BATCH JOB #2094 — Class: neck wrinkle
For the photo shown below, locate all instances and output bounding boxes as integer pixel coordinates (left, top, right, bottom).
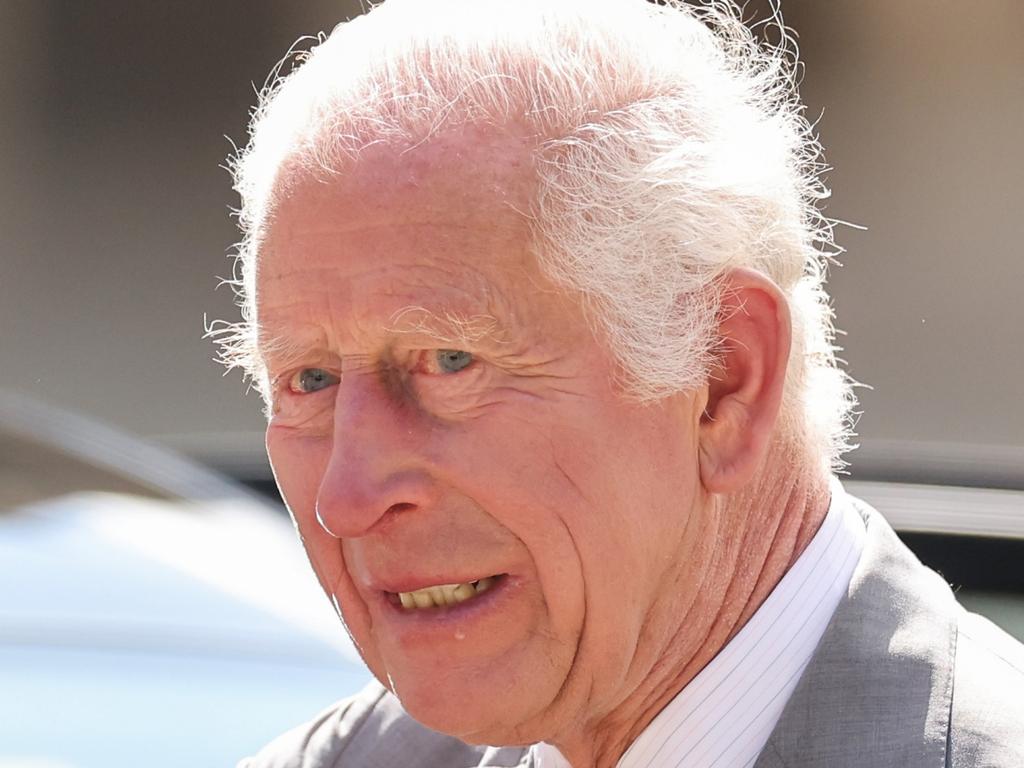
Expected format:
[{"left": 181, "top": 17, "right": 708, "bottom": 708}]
[
  {"left": 725, "top": 457, "right": 829, "bottom": 637},
  {"left": 555, "top": 455, "right": 831, "bottom": 768}
]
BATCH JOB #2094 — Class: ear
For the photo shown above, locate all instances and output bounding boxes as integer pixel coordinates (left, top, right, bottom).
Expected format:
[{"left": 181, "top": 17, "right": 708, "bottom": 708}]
[{"left": 698, "top": 267, "right": 791, "bottom": 494}]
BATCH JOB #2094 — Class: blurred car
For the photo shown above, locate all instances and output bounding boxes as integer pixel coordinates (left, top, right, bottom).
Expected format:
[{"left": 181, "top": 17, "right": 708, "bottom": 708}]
[{"left": 0, "top": 391, "right": 371, "bottom": 768}]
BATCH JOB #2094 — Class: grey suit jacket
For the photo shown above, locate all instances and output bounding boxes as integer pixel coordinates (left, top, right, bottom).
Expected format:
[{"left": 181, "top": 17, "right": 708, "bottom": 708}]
[{"left": 240, "top": 499, "right": 1024, "bottom": 767}]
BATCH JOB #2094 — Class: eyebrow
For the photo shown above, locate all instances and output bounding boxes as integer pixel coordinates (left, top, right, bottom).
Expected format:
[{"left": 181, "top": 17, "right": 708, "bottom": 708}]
[
  {"left": 257, "top": 328, "right": 334, "bottom": 377},
  {"left": 256, "top": 304, "right": 509, "bottom": 374},
  {"left": 385, "top": 305, "right": 508, "bottom": 349}
]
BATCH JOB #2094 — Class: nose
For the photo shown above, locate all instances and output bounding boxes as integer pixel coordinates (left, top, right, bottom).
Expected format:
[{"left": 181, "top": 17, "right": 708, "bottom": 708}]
[{"left": 314, "top": 372, "right": 438, "bottom": 539}]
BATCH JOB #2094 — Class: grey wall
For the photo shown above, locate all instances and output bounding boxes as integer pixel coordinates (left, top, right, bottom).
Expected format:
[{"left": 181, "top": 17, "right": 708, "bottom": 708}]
[
  {"left": 2, "top": 1, "right": 1021, "bottom": 486},
  {"left": 789, "top": 1, "right": 1024, "bottom": 484},
  {"left": 1, "top": 1, "right": 361, "bottom": 476}
]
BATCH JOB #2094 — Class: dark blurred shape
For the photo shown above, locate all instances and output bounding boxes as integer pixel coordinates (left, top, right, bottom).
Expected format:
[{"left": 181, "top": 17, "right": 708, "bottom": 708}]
[{"left": 0, "top": 390, "right": 271, "bottom": 509}]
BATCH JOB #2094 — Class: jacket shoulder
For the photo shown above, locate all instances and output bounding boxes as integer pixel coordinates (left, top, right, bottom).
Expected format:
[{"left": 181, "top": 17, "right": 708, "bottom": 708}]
[
  {"left": 237, "top": 680, "right": 498, "bottom": 768},
  {"left": 948, "top": 609, "right": 1024, "bottom": 766}
]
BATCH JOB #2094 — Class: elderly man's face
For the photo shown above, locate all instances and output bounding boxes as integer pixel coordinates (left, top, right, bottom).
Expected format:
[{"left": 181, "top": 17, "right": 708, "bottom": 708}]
[{"left": 258, "top": 128, "right": 713, "bottom": 744}]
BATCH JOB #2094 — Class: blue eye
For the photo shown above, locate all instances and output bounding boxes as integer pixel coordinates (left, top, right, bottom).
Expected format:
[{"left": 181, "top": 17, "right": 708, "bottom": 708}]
[
  {"left": 290, "top": 368, "right": 339, "bottom": 393},
  {"left": 435, "top": 349, "right": 474, "bottom": 374}
]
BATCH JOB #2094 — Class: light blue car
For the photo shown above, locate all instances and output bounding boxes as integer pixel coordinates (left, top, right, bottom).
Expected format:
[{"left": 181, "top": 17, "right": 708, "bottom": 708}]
[{"left": 0, "top": 392, "right": 371, "bottom": 768}]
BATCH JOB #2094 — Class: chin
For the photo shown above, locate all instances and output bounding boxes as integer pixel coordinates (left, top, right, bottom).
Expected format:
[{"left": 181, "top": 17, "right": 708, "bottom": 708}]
[{"left": 382, "top": 665, "right": 547, "bottom": 747}]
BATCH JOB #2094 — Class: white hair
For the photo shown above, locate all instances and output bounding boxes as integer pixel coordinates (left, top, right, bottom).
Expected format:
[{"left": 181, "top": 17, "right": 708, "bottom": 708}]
[{"left": 212, "top": 0, "right": 856, "bottom": 469}]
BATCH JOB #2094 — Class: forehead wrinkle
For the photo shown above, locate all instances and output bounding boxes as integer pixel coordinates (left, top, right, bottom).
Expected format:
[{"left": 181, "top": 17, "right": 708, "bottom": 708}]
[
  {"left": 256, "top": 187, "right": 545, "bottom": 364},
  {"left": 341, "top": 251, "right": 524, "bottom": 344}
]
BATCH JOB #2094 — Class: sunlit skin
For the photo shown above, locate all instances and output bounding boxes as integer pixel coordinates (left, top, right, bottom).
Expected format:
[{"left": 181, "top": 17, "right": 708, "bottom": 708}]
[{"left": 256, "top": 125, "right": 829, "bottom": 768}]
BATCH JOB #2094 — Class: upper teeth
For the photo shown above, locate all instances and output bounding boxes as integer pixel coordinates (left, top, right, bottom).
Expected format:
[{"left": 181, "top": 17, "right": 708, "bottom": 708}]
[{"left": 398, "top": 577, "right": 496, "bottom": 609}]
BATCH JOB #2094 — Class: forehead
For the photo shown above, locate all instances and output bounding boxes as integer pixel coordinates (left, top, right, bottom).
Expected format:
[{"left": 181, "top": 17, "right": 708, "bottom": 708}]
[
  {"left": 270, "top": 124, "right": 537, "bottom": 237},
  {"left": 254, "top": 126, "right": 569, "bottom": 353}
]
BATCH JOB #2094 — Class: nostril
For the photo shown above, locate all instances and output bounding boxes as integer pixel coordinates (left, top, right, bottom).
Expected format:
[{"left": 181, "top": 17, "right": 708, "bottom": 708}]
[{"left": 369, "top": 502, "right": 418, "bottom": 533}]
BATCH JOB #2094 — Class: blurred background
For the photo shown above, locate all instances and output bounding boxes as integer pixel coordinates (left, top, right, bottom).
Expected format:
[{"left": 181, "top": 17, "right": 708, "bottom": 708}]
[
  {"left": 2, "top": 0, "right": 1022, "bottom": 487},
  {"left": 1, "top": 1, "right": 1021, "bottom": 766}
]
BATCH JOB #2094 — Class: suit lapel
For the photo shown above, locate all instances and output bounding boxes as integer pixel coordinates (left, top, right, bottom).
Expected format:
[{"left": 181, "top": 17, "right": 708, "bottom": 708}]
[
  {"left": 469, "top": 745, "right": 533, "bottom": 767},
  {"left": 754, "top": 499, "right": 957, "bottom": 768}
]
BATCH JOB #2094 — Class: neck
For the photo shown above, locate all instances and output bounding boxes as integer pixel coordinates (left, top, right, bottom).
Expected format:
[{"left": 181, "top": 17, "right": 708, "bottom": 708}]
[{"left": 556, "top": 459, "right": 832, "bottom": 768}]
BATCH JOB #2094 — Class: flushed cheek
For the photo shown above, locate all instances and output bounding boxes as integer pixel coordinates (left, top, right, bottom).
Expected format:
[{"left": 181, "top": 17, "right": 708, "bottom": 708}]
[
  {"left": 266, "top": 429, "right": 381, "bottom": 664},
  {"left": 430, "top": 432, "right": 588, "bottom": 637},
  {"left": 292, "top": 522, "right": 382, "bottom": 672},
  {"left": 324, "top": 548, "right": 382, "bottom": 666},
  {"left": 527, "top": 535, "right": 586, "bottom": 636},
  {"left": 266, "top": 426, "right": 331, "bottom": 510}
]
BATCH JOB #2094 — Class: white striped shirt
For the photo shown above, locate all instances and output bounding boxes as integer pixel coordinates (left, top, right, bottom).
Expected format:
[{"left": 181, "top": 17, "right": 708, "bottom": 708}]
[{"left": 531, "top": 481, "right": 866, "bottom": 768}]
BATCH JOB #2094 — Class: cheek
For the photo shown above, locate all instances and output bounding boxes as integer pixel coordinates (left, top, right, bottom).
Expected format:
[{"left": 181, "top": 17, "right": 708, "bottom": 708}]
[
  {"left": 266, "top": 428, "right": 377, "bottom": 656},
  {"left": 266, "top": 426, "right": 329, "bottom": 529},
  {"left": 437, "top": 414, "right": 590, "bottom": 642},
  {"left": 485, "top": 400, "right": 699, "bottom": 664}
]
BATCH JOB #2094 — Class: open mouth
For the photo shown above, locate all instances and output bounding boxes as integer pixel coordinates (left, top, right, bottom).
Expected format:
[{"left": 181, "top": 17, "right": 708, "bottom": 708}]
[{"left": 387, "top": 575, "right": 504, "bottom": 610}]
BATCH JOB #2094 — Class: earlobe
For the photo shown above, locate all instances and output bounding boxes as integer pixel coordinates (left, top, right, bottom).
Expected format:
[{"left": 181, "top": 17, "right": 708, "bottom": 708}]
[{"left": 698, "top": 268, "right": 791, "bottom": 494}]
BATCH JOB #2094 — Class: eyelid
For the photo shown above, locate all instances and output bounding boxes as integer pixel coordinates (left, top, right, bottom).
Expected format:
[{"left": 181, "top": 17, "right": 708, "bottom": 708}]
[
  {"left": 414, "top": 348, "right": 476, "bottom": 376},
  {"left": 281, "top": 366, "right": 342, "bottom": 395}
]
